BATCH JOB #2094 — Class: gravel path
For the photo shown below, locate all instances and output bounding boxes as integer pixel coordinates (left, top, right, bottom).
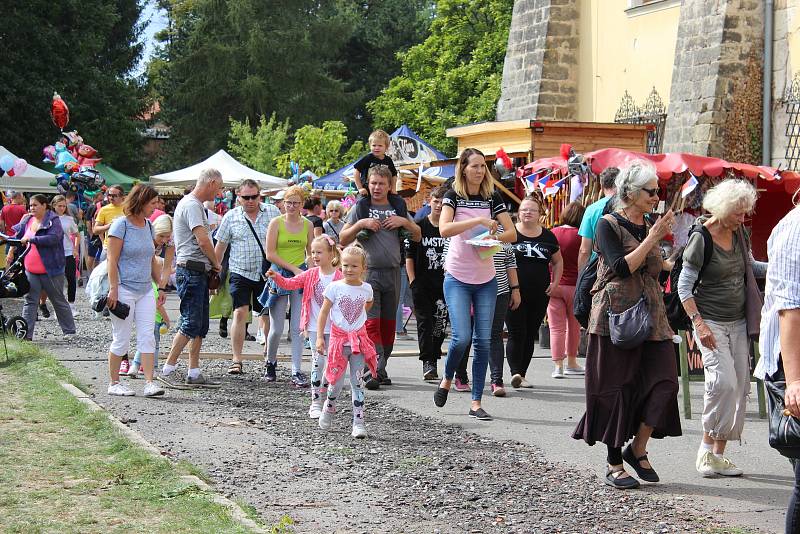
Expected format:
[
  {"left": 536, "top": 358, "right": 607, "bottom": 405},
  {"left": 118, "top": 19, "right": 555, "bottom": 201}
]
[{"left": 12, "top": 292, "right": 725, "bottom": 533}]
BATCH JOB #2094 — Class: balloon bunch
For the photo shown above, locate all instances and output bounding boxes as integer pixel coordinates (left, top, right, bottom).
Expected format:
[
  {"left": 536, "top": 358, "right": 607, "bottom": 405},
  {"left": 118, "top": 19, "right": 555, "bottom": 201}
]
[
  {"left": 41, "top": 92, "right": 105, "bottom": 199},
  {"left": 0, "top": 155, "right": 28, "bottom": 177}
]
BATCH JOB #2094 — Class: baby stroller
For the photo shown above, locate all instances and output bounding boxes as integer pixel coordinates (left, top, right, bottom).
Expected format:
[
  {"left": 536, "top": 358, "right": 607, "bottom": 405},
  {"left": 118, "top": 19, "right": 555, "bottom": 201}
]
[{"left": 0, "top": 232, "right": 31, "bottom": 340}]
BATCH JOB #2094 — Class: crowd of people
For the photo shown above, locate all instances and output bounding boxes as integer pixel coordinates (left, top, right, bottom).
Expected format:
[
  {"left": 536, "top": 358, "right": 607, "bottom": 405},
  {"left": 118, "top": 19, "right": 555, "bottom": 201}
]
[{"left": 6, "top": 129, "right": 800, "bottom": 527}]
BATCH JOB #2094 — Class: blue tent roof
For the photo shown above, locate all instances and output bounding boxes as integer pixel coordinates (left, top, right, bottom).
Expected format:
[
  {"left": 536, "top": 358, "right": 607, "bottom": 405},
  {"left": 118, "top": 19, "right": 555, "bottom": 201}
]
[{"left": 314, "top": 125, "right": 452, "bottom": 191}]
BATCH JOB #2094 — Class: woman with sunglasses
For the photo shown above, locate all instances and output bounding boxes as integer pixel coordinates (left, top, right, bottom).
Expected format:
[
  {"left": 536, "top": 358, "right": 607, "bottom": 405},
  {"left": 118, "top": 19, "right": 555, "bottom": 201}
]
[
  {"left": 323, "top": 200, "right": 345, "bottom": 244},
  {"left": 572, "top": 160, "right": 680, "bottom": 490}
]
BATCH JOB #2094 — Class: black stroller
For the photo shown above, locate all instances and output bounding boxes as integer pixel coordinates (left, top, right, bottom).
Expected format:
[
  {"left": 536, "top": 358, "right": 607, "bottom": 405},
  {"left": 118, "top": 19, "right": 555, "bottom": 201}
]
[{"left": 0, "top": 232, "right": 31, "bottom": 340}]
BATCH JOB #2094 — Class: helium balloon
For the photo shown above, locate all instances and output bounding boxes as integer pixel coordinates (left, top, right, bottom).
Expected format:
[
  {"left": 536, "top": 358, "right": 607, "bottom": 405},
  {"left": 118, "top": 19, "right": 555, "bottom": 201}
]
[
  {"left": 51, "top": 92, "right": 70, "bottom": 130},
  {"left": 54, "top": 143, "right": 78, "bottom": 172},
  {"left": 77, "top": 144, "right": 97, "bottom": 158},
  {"left": 6, "top": 169, "right": 14, "bottom": 177},
  {"left": 42, "top": 145, "right": 56, "bottom": 163},
  {"left": 0, "top": 155, "right": 15, "bottom": 172},
  {"left": 12, "top": 159, "right": 27, "bottom": 176},
  {"left": 63, "top": 161, "right": 79, "bottom": 174}
]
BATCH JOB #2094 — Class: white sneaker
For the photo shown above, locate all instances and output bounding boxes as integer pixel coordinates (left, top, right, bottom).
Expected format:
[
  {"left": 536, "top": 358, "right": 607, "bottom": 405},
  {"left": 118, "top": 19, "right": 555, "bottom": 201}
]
[
  {"left": 712, "top": 455, "right": 744, "bottom": 477},
  {"left": 255, "top": 329, "right": 265, "bottom": 345},
  {"left": 308, "top": 398, "right": 323, "bottom": 419},
  {"left": 551, "top": 366, "right": 564, "bottom": 379},
  {"left": 351, "top": 421, "right": 367, "bottom": 439},
  {"left": 696, "top": 450, "right": 716, "bottom": 477},
  {"left": 108, "top": 382, "right": 135, "bottom": 396},
  {"left": 564, "top": 365, "right": 585, "bottom": 376},
  {"left": 127, "top": 361, "right": 141, "bottom": 378},
  {"left": 63, "top": 333, "right": 75, "bottom": 341},
  {"left": 319, "top": 409, "right": 334, "bottom": 431},
  {"left": 510, "top": 374, "right": 523, "bottom": 388},
  {"left": 143, "top": 381, "right": 165, "bottom": 397},
  {"left": 70, "top": 303, "right": 78, "bottom": 318},
  {"left": 519, "top": 377, "right": 533, "bottom": 388}
]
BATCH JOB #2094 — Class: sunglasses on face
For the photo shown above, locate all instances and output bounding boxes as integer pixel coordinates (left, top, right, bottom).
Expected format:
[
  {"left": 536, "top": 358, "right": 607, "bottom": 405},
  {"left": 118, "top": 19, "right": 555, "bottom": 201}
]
[
  {"left": 239, "top": 194, "right": 259, "bottom": 201},
  {"left": 641, "top": 187, "right": 659, "bottom": 198}
]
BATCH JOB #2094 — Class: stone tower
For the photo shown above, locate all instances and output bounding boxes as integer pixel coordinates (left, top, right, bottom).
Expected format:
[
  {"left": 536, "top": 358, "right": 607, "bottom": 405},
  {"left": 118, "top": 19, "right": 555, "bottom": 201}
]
[{"left": 496, "top": 0, "right": 580, "bottom": 122}]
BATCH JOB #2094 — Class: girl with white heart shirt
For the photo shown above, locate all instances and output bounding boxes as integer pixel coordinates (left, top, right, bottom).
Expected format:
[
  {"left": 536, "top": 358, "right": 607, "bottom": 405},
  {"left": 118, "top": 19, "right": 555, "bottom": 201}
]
[
  {"left": 316, "top": 245, "right": 378, "bottom": 438},
  {"left": 267, "top": 235, "right": 343, "bottom": 419}
]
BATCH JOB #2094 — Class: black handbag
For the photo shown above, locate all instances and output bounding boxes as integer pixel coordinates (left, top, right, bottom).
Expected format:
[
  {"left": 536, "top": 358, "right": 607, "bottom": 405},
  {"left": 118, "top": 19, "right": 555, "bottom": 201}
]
[{"left": 764, "top": 366, "right": 800, "bottom": 459}]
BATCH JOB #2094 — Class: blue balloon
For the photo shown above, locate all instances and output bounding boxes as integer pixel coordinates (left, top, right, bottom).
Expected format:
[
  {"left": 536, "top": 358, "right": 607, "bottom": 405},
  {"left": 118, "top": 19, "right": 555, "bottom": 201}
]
[{"left": 0, "top": 155, "right": 15, "bottom": 172}]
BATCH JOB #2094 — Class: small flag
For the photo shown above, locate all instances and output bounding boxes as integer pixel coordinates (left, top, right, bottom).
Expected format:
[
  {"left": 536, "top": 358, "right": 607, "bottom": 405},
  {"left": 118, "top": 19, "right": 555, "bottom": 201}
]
[
  {"left": 544, "top": 177, "right": 565, "bottom": 197},
  {"left": 681, "top": 175, "right": 699, "bottom": 198}
]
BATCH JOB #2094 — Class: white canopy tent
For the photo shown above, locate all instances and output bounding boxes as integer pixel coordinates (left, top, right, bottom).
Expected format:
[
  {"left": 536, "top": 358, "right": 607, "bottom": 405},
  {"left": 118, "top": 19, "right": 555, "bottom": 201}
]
[
  {"left": 150, "top": 149, "right": 287, "bottom": 190},
  {"left": 0, "top": 146, "right": 56, "bottom": 193}
]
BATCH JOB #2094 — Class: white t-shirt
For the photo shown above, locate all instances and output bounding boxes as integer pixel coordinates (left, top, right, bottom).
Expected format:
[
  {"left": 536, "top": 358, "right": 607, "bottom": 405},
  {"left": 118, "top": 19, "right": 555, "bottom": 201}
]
[
  {"left": 322, "top": 280, "right": 373, "bottom": 333},
  {"left": 59, "top": 214, "right": 79, "bottom": 256},
  {"left": 310, "top": 271, "right": 336, "bottom": 334}
]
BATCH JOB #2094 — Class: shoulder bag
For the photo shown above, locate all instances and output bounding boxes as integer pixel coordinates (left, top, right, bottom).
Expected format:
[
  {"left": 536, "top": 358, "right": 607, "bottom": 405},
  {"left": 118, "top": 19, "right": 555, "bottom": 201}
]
[
  {"left": 244, "top": 215, "right": 269, "bottom": 280},
  {"left": 764, "top": 365, "right": 800, "bottom": 458}
]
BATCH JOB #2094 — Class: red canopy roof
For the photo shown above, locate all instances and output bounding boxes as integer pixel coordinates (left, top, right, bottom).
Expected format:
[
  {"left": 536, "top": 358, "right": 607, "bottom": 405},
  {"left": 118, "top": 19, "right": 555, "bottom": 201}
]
[{"left": 524, "top": 148, "right": 800, "bottom": 192}]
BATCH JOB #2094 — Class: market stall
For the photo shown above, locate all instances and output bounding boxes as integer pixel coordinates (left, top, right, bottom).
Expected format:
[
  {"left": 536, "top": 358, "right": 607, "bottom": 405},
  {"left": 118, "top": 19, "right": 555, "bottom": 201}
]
[
  {"left": 151, "top": 149, "right": 287, "bottom": 190},
  {"left": 0, "top": 146, "right": 56, "bottom": 193}
]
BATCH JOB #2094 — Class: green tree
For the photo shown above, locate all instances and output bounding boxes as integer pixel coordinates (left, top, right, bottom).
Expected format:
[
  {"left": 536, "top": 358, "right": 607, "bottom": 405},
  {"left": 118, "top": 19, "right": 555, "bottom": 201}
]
[
  {"left": 277, "top": 121, "right": 365, "bottom": 176},
  {"left": 154, "top": 0, "right": 360, "bottom": 168},
  {"left": 227, "top": 113, "right": 290, "bottom": 175},
  {"left": 0, "top": 0, "right": 146, "bottom": 174},
  {"left": 367, "top": 0, "right": 514, "bottom": 154}
]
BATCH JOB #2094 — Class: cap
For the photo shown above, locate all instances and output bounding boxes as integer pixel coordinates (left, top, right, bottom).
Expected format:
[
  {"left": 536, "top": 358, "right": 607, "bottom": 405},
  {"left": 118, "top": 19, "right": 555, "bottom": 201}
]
[{"left": 273, "top": 190, "right": 285, "bottom": 200}]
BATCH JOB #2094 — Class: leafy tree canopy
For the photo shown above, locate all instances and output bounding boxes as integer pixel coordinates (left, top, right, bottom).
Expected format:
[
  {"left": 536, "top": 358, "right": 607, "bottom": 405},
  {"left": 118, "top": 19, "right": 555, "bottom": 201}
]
[
  {"left": 227, "top": 113, "right": 289, "bottom": 176},
  {"left": 276, "top": 121, "right": 365, "bottom": 177},
  {"left": 0, "top": 0, "right": 146, "bottom": 174},
  {"left": 367, "top": 0, "right": 514, "bottom": 155}
]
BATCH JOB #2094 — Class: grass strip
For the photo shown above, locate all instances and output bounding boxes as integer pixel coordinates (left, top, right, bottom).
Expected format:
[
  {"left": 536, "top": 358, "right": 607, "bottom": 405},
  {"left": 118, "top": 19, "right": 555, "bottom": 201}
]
[{"left": 0, "top": 339, "right": 254, "bottom": 534}]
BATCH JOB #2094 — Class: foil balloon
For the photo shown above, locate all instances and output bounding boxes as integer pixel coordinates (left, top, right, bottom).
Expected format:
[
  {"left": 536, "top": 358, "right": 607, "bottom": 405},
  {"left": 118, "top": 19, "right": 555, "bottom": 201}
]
[
  {"left": 0, "top": 155, "right": 14, "bottom": 173},
  {"left": 42, "top": 145, "right": 56, "bottom": 163},
  {"left": 51, "top": 92, "right": 70, "bottom": 130},
  {"left": 54, "top": 142, "right": 78, "bottom": 172},
  {"left": 63, "top": 161, "right": 80, "bottom": 175}
]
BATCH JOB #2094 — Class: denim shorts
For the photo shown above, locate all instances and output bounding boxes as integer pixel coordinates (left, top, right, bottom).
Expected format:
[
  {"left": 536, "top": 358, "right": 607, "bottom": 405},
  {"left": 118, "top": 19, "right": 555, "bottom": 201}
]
[
  {"left": 229, "top": 272, "right": 266, "bottom": 314},
  {"left": 176, "top": 266, "right": 209, "bottom": 339}
]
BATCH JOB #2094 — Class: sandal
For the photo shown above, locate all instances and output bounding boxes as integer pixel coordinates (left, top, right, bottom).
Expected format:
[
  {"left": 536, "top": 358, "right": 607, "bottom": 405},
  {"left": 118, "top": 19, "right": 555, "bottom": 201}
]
[
  {"left": 623, "top": 445, "right": 659, "bottom": 483},
  {"left": 604, "top": 467, "right": 640, "bottom": 489},
  {"left": 227, "top": 361, "right": 244, "bottom": 375}
]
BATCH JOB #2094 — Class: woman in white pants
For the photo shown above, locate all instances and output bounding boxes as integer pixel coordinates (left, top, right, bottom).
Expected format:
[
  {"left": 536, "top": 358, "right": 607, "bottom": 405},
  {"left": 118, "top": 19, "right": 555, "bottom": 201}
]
[{"left": 105, "top": 184, "right": 166, "bottom": 397}]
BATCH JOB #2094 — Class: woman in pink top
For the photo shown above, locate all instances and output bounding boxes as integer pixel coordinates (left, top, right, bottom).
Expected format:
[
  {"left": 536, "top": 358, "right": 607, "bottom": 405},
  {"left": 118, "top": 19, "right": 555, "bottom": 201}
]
[
  {"left": 432, "top": 148, "right": 516, "bottom": 421},
  {"left": 547, "top": 201, "right": 586, "bottom": 378}
]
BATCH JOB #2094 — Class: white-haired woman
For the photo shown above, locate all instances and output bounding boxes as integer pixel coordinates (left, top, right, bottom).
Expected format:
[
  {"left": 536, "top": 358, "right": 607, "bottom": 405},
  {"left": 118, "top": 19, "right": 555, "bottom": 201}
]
[
  {"left": 679, "top": 179, "right": 766, "bottom": 477},
  {"left": 323, "top": 200, "right": 345, "bottom": 244},
  {"left": 572, "top": 160, "right": 681, "bottom": 489}
]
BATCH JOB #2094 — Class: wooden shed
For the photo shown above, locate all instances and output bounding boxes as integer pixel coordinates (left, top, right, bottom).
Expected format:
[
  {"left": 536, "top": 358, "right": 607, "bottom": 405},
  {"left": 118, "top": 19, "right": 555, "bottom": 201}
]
[{"left": 445, "top": 120, "right": 651, "bottom": 160}]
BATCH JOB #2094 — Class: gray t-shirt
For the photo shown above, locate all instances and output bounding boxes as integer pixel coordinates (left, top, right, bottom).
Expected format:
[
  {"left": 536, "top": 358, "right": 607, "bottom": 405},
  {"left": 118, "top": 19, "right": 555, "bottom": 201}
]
[
  {"left": 108, "top": 217, "right": 155, "bottom": 296},
  {"left": 345, "top": 201, "right": 410, "bottom": 269},
  {"left": 684, "top": 231, "right": 746, "bottom": 322},
  {"left": 174, "top": 194, "right": 210, "bottom": 268}
]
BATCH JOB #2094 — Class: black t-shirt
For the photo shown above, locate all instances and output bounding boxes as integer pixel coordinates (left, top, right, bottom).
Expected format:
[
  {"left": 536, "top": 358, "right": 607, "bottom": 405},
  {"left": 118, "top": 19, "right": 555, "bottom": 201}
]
[
  {"left": 595, "top": 213, "right": 647, "bottom": 278},
  {"left": 511, "top": 227, "right": 560, "bottom": 292},
  {"left": 405, "top": 217, "right": 446, "bottom": 291},
  {"left": 354, "top": 153, "right": 398, "bottom": 180},
  {"left": 306, "top": 214, "right": 323, "bottom": 229}
]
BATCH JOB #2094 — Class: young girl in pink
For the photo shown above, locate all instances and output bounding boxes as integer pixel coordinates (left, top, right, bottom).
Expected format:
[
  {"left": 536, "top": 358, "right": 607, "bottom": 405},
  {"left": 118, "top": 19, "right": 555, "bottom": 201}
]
[
  {"left": 267, "top": 235, "right": 342, "bottom": 418},
  {"left": 316, "top": 245, "right": 377, "bottom": 438}
]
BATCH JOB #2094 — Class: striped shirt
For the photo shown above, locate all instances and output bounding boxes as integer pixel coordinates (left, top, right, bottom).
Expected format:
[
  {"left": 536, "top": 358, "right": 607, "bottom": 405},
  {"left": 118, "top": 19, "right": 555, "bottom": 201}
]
[
  {"left": 215, "top": 203, "right": 280, "bottom": 281},
  {"left": 755, "top": 206, "right": 800, "bottom": 380}
]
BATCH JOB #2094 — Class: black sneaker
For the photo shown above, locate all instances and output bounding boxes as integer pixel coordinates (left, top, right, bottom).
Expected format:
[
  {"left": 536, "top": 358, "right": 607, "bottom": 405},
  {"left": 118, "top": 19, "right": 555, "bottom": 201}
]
[
  {"left": 364, "top": 376, "right": 380, "bottom": 390},
  {"left": 379, "top": 376, "right": 392, "bottom": 386},
  {"left": 468, "top": 408, "right": 493, "bottom": 421},
  {"left": 219, "top": 318, "right": 228, "bottom": 338},
  {"left": 245, "top": 333, "right": 256, "bottom": 342},
  {"left": 423, "top": 361, "right": 438, "bottom": 381},
  {"left": 39, "top": 303, "right": 51, "bottom": 318},
  {"left": 263, "top": 361, "right": 277, "bottom": 382}
]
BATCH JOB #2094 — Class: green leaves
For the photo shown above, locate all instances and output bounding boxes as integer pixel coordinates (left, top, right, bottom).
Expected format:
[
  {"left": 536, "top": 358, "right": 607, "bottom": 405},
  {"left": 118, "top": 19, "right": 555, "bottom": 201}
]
[
  {"left": 367, "top": 0, "right": 514, "bottom": 155},
  {"left": 275, "top": 121, "right": 365, "bottom": 177},
  {"left": 227, "top": 114, "right": 290, "bottom": 176}
]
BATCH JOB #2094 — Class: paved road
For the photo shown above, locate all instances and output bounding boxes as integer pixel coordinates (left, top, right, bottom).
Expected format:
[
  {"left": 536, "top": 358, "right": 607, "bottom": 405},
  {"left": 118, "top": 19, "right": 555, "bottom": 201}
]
[{"left": 381, "top": 330, "right": 790, "bottom": 534}]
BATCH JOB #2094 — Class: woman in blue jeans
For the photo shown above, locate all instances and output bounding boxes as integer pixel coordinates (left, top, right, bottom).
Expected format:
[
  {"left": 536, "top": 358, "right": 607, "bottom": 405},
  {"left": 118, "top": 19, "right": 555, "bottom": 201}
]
[{"left": 432, "top": 148, "right": 516, "bottom": 420}]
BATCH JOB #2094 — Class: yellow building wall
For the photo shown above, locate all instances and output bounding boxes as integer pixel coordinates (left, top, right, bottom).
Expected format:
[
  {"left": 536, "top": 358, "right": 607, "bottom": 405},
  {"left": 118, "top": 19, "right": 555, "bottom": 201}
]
[{"left": 577, "top": 0, "right": 681, "bottom": 122}]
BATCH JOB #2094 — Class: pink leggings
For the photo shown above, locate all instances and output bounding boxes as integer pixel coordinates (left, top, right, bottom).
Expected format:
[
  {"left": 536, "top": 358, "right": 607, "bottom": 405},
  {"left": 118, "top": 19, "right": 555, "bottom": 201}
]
[{"left": 546, "top": 284, "right": 581, "bottom": 361}]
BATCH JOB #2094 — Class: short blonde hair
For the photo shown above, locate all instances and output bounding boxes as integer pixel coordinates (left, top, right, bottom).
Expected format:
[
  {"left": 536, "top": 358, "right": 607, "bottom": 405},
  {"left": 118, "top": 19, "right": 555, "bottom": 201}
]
[
  {"left": 326, "top": 200, "right": 345, "bottom": 216},
  {"left": 453, "top": 148, "right": 494, "bottom": 200},
  {"left": 368, "top": 129, "right": 390, "bottom": 147},
  {"left": 152, "top": 214, "right": 173, "bottom": 236},
  {"left": 341, "top": 244, "right": 368, "bottom": 280},
  {"left": 283, "top": 185, "right": 307, "bottom": 203},
  {"left": 703, "top": 179, "right": 757, "bottom": 219}
]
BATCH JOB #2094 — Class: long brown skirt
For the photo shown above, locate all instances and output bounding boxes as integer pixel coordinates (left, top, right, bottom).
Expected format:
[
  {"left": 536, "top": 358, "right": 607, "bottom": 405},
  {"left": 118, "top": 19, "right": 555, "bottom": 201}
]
[{"left": 572, "top": 334, "right": 682, "bottom": 448}]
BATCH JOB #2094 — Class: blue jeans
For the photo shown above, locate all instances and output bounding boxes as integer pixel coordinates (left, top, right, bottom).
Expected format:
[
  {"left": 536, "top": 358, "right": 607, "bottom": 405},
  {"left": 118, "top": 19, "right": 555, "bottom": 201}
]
[
  {"left": 395, "top": 267, "right": 411, "bottom": 333},
  {"left": 176, "top": 266, "right": 209, "bottom": 339},
  {"left": 443, "top": 273, "right": 497, "bottom": 401}
]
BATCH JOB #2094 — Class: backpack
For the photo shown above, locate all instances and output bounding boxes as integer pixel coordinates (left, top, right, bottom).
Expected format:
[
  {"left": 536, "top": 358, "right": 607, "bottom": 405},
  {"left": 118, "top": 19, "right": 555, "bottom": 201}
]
[
  {"left": 573, "top": 198, "right": 616, "bottom": 328},
  {"left": 663, "top": 224, "right": 713, "bottom": 332}
]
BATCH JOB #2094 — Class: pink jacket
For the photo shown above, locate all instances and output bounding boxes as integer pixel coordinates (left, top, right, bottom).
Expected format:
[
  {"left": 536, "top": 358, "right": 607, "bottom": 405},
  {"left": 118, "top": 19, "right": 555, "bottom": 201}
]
[
  {"left": 325, "top": 324, "right": 378, "bottom": 384},
  {"left": 272, "top": 267, "right": 343, "bottom": 332}
]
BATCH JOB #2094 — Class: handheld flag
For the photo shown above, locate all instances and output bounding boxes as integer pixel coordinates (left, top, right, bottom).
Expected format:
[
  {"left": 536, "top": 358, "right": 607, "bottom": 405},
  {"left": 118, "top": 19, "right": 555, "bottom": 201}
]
[{"left": 681, "top": 175, "right": 699, "bottom": 198}]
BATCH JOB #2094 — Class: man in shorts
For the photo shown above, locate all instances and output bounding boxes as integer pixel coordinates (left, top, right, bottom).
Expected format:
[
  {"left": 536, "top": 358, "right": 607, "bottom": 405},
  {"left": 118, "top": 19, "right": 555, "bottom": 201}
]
[
  {"left": 159, "top": 169, "right": 223, "bottom": 387},
  {"left": 214, "top": 179, "right": 280, "bottom": 374}
]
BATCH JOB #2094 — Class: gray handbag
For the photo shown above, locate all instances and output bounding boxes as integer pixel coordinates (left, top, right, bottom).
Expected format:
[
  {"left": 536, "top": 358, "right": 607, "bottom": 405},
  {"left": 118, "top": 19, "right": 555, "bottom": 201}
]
[{"left": 606, "top": 291, "right": 653, "bottom": 350}]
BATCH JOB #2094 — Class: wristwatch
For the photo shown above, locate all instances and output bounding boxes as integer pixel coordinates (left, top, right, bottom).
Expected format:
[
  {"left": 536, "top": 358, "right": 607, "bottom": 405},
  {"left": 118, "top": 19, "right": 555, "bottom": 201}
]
[{"left": 689, "top": 312, "right": 702, "bottom": 323}]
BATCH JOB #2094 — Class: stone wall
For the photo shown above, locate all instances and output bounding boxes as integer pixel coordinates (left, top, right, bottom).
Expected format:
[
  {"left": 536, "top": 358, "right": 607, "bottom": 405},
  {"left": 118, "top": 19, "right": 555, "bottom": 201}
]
[
  {"left": 662, "top": 0, "right": 764, "bottom": 157},
  {"left": 496, "top": 0, "right": 579, "bottom": 121}
]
